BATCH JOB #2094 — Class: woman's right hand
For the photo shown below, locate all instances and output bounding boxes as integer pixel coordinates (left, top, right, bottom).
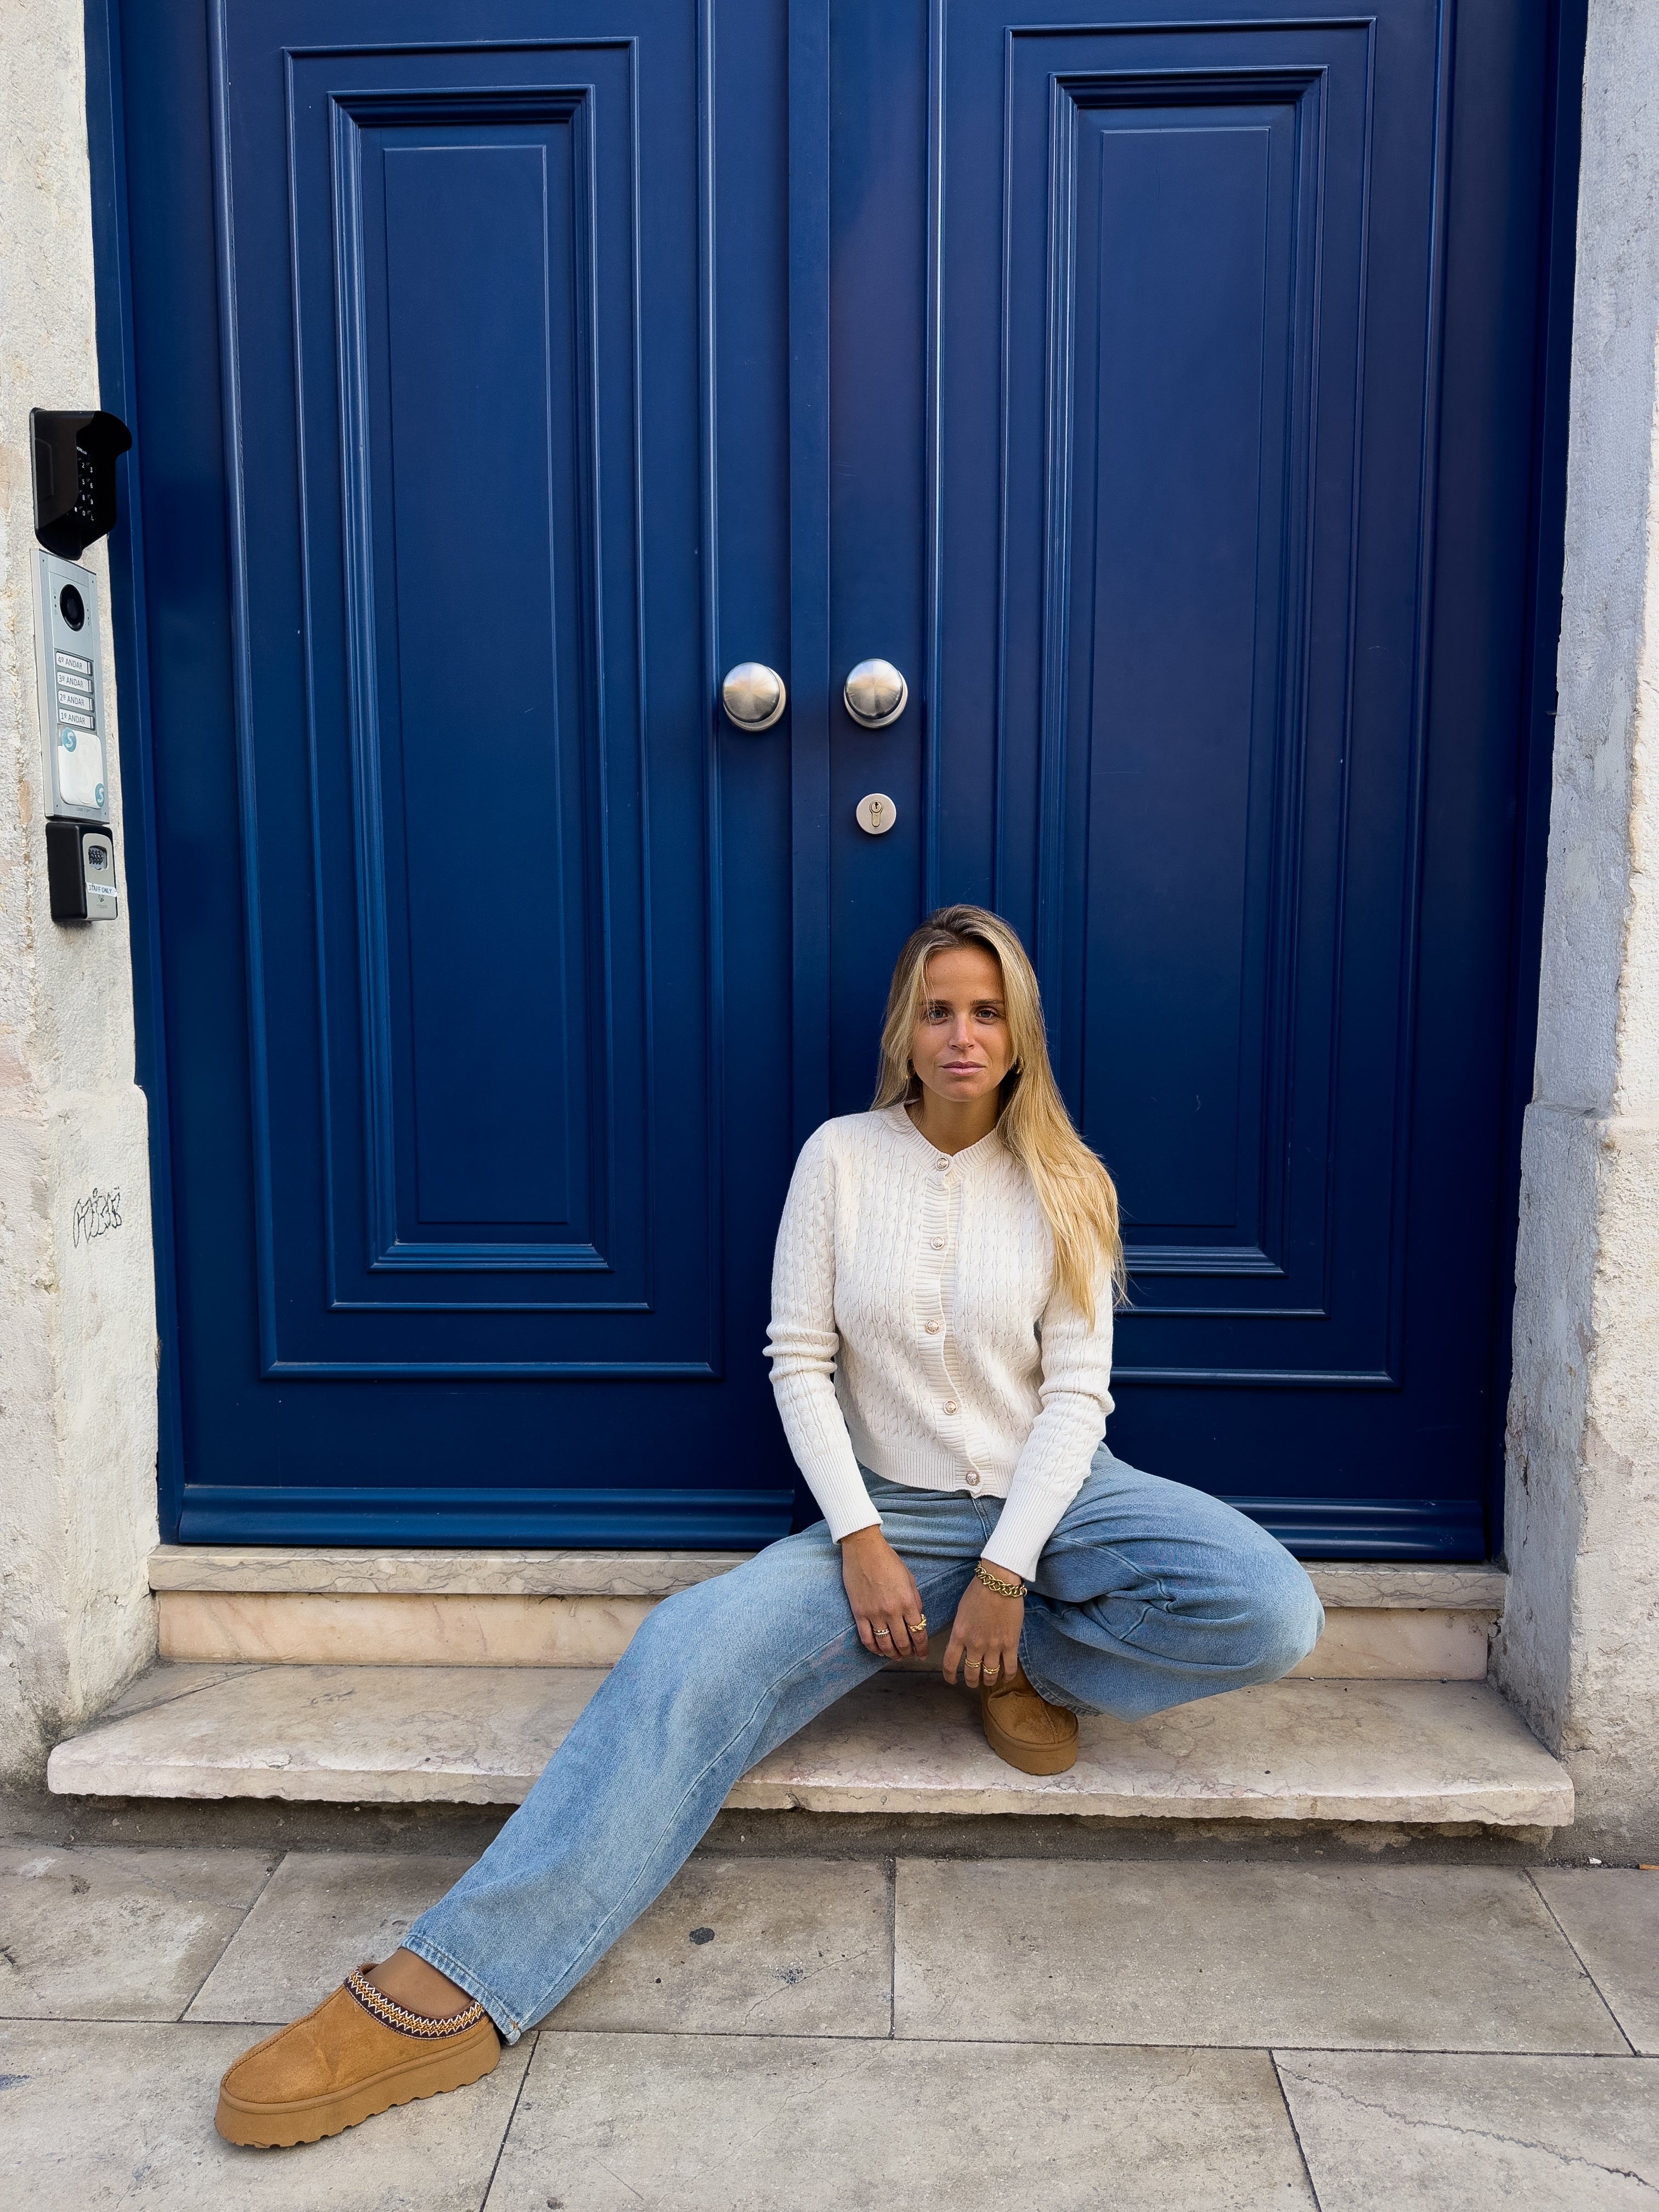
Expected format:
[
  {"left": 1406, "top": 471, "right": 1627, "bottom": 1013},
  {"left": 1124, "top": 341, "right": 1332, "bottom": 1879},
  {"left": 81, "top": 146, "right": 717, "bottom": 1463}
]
[{"left": 839, "top": 1526, "right": 929, "bottom": 1658}]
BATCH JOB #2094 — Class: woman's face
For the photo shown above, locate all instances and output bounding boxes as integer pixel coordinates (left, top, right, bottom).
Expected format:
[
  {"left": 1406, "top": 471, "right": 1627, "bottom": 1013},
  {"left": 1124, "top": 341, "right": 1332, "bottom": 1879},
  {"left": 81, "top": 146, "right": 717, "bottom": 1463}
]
[{"left": 909, "top": 944, "right": 1014, "bottom": 1105}]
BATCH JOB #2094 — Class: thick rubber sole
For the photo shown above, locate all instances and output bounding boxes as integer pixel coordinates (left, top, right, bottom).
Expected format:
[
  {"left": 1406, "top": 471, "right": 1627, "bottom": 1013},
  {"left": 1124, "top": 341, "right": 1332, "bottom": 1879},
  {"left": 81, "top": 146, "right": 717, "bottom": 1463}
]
[
  {"left": 980, "top": 1696, "right": 1080, "bottom": 1776},
  {"left": 215, "top": 2029, "right": 500, "bottom": 2148}
]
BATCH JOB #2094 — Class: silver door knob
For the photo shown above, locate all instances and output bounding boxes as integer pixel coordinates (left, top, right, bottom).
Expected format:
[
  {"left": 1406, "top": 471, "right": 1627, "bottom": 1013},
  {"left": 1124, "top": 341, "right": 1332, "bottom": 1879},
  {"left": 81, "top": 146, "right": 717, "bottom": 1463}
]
[
  {"left": 843, "top": 658, "right": 908, "bottom": 729},
  {"left": 721, "top": 662, "right": 786, "bottom": 730}
]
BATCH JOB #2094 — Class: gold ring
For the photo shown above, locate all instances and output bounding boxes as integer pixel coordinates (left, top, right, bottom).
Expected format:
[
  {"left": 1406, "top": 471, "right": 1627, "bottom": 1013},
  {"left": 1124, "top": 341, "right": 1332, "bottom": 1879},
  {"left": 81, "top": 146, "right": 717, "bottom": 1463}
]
[
  {"left": 906, "top": 1619, "right": 927, "bottom": 1632},
  {"left": 873, "top": 1627, "right": 891, "bottom": 1639}
]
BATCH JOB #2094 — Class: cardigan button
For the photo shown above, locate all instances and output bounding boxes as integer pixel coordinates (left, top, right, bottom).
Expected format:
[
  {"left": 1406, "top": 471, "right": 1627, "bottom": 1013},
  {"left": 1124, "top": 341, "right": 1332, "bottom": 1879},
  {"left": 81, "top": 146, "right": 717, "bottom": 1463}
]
[
  {"left": 943, "top": 1398, "right": 958, "bottom": 1414},
  {"left": 966, "top": 1468, "right": 980, "bottom": 1487},
  {"left": 925, "top": 1319, "right": 941, "bottom": 1334},
  {"left": 935, "top": 1156, "right": 949, "bottom": 1171},
  {"left": 931, "top": 1237, "right": 946, "bottom": 1250}
]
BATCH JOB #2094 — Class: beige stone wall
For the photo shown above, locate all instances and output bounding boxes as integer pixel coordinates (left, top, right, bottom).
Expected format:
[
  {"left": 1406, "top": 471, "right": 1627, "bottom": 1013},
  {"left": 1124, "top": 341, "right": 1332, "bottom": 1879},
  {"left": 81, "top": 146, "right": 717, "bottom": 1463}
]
[
  {"left": 0, "top": 0, "right": 159, "bottom": 1790},
  {"left": 1498, "top": 0, "right": 1659, "bottom": 1857}
]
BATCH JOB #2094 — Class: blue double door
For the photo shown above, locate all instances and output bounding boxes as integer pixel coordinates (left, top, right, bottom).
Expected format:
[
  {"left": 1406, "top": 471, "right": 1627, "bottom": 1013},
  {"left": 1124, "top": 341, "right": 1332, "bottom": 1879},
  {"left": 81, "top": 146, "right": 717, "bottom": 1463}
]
[{"left": 114, "top": 0, "right": 1561, "bottom": 1554}]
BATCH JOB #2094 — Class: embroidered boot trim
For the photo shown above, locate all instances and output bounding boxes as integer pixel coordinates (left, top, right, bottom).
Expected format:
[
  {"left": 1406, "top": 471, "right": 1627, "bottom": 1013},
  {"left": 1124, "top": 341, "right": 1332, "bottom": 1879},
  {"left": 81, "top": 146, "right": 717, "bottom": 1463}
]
[{"left": 343, "top": 1966, "right": 489, "bottom": 2039}]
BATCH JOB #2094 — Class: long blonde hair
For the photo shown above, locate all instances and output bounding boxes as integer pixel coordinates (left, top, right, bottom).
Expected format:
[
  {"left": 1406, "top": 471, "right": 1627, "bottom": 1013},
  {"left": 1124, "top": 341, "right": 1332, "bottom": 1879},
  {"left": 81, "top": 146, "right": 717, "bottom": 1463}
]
[{"left": 872, "top": 905, "right": 1126, "bottom": 1323}]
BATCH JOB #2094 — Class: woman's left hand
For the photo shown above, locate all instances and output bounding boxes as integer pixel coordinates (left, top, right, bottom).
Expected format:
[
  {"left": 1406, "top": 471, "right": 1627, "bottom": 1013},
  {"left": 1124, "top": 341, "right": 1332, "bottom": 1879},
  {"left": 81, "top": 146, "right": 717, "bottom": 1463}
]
[{"left": 942, "top": 1565, "right": 1024, "bottom": 1688}]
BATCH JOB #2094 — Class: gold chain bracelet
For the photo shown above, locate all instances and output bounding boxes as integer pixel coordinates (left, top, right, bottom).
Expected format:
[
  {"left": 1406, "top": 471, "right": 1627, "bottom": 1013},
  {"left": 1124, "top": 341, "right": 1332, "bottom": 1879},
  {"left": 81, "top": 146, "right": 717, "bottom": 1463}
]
[{"left": 974, "top": 1563, "right": 1027, "bottom": 1600}]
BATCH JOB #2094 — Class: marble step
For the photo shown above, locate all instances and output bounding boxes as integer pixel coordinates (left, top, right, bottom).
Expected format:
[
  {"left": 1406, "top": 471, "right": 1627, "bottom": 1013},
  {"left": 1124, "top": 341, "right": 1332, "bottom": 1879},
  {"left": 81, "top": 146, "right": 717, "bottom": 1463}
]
[
  {"left": 46, "top": 1662, "right": 1571, "bottom": 1826},
  {"left": 146, "top": 1547, "right": 1506, "bottom": 1680}
]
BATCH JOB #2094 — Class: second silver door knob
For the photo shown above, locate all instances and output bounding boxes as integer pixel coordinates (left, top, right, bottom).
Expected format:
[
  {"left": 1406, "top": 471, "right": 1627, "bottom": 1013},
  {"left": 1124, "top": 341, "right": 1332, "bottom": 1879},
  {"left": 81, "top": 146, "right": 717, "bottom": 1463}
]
[{"left": 843, "top": 658, "right": 908, "bottom": 729}]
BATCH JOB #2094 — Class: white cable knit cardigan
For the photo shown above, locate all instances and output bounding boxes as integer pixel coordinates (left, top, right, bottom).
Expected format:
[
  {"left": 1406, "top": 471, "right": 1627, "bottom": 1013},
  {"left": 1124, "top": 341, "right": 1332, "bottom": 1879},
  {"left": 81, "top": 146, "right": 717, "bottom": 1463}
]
[{"left": 764, "top": 1105, "right": 1115, "bottom": 1580}]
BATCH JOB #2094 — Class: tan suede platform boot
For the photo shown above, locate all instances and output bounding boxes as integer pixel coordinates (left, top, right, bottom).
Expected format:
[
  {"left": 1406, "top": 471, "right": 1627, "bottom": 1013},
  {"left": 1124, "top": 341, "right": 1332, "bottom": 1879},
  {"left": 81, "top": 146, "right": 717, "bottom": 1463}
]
[
  {"left": 979, "top": 1664, "right": 1080, "bottom": 1775},
  {"left": 215, "top": 1967, "right": 500, "bottom": 2148}
]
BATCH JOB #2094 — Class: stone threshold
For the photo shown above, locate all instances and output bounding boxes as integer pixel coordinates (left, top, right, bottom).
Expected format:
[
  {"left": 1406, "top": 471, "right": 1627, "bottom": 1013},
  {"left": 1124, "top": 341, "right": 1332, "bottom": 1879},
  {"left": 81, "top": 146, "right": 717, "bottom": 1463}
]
[
  {"left": 145, "top": 1548, "right": 1506, "bottom": 1681},
  {"left": 46, "top": 1662, "right": 1571, "bottom": 1827},
  {"left": 146, "top": 1545, "right": 1508, "bottom": 1605}
]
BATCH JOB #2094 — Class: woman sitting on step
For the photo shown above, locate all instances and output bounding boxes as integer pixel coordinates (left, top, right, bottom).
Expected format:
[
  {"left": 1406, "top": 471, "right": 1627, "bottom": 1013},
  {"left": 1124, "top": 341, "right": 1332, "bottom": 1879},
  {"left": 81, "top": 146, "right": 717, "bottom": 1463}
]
[{"left": 213, "top": 904, "right": 1324, "bottom": 2149}]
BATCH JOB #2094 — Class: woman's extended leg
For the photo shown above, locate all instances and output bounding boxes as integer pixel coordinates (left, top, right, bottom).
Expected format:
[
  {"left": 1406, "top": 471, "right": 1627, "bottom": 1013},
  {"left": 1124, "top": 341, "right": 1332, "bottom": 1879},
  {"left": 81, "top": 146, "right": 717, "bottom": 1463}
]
[
  {"left": 398, "top": 1521, "right": 972, "bottom": 2041},
  {"left": 216, "top": 1517, "right": 963, "bottom": 2146},
  {"left": 1006, "top": 1447, "right": 1325, "bottom": 1719}
]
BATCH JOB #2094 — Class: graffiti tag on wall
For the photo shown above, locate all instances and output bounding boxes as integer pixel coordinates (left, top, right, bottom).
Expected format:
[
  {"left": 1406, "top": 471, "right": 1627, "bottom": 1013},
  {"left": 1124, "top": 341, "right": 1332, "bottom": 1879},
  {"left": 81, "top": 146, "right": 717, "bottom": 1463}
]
[{"left": 73, "top": 1188, "right": 123, "bottom": 1246}]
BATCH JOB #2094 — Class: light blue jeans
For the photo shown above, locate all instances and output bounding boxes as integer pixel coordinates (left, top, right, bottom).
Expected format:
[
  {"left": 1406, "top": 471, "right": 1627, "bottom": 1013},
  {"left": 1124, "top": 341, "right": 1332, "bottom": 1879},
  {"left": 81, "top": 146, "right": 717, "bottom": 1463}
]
[{"left": 404, "top": 1448, "right": 1323, "bottom": 2041}]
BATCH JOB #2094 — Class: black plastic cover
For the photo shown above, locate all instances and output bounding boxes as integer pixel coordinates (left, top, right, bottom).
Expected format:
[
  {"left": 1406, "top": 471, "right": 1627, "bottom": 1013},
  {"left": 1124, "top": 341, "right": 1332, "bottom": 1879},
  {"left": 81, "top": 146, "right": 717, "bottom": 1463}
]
[
  {"left": 31, "top": 409, "right": 133, "bottom": 560},
  {"left": 45, "top": 817, "right": 91, "bottom": 919}
]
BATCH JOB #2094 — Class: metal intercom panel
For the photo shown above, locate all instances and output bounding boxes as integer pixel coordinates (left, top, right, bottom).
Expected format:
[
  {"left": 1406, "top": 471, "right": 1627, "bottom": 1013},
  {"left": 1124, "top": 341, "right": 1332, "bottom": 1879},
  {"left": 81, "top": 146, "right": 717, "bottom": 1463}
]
[{"left": 32, "top": 549, "right": 109, "bottom": 823}]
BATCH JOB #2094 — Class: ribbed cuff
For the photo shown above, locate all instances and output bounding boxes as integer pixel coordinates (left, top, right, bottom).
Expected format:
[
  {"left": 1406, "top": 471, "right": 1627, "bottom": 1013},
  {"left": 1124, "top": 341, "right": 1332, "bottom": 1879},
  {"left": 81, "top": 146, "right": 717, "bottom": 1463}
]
[
  {"left": 816, "top": 1479, "right": 882, "bottom": 1544},
  {"left": 786, "top": 1434, "right": 881, "bottom": 1542},
  {"left": 982, "top": 1482, "right": 1071, "bottom": 1583},
  {"left": 771, "top": 1375, "right": 882, "bottom": 1543}
]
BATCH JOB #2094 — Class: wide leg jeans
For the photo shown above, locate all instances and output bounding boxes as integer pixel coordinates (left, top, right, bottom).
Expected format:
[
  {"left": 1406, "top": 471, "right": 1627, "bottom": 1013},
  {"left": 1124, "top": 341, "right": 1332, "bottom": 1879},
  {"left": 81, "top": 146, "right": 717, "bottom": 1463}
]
[{"left": 404, "top": 1448, "right": 1324, "bottom": 2040}]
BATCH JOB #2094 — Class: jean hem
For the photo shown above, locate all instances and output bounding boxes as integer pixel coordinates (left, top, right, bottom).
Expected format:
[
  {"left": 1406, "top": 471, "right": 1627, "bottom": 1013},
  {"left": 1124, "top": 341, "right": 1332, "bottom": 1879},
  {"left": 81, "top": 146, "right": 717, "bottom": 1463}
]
[{"left": 399, "top": 1931, "right": 523, "bottom": 2046}]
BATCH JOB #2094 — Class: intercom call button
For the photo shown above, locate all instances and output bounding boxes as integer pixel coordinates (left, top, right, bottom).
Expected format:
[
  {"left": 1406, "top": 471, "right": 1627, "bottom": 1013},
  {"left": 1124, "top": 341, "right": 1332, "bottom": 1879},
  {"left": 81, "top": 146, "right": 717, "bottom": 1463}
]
[{"left": 54, "top": 651, "right": 92, "bottom": 674}]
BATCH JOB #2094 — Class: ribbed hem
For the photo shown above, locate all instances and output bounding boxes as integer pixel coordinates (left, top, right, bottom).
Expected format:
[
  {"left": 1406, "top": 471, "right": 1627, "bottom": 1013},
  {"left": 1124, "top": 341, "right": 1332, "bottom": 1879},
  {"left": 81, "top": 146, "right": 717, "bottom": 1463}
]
[{"left": 852, "top": 1434, "right": 1018, "bottom": 1497}]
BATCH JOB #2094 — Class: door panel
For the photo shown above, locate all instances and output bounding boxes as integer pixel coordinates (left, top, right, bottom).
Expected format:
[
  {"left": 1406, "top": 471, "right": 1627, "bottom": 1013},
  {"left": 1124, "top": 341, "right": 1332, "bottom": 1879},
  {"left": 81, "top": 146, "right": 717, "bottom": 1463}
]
[
  {"left": 921, "top": 1, "right": 1544, "bottom": 1551},
  {"left": 270, "top": 41, "right": 669, "bottom": 1359},
  {"left": 357, "top": 110, "right": 612, "bottom": 1265},
  {"left": 1004, "top": 22, "right": 1376, "bottom": 1363},
  {"left": 1056, "top": 86, "right": 1314, "bottom": 1281},
  {"left": 123, "top": 0, "right": 799, "bottom": 1539}
]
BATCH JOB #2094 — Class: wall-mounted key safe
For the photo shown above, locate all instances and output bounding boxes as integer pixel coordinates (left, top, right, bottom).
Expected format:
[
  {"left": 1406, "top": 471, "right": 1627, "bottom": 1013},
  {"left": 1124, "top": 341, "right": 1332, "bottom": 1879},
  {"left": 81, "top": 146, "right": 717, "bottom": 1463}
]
[
  {"left": 45, "top": 821, "right": 119, "bottom": 920},
  {"left": 30, "top": 409, "right": 131, "bottom": 923}
]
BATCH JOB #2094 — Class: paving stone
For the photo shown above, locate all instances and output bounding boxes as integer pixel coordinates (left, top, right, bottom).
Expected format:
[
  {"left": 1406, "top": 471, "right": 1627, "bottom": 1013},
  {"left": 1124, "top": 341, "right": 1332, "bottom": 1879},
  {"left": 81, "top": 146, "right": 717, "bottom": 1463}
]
[
  {"left": 1276, "top": 2050, "right": 1659, "bottom": 2210},
  {"left": 0, "top": 1846, "right": 273, "bottom": 2021},
  {"left": 186, "top": 1849, "right": 894, "bottom": 2038},
  {"left": 551, "top": 1855, "right": 892, "bottom": 2036},
  {"left": 484, "top": 2032, "right": 1316, "bottom": 2210},
  {"left": 895, "top": 1860, "right": 1628, "bottom": 2051},
  {"left": 187, "top": 1853, "right": 473, "bottom": 2024},
  {"left": 0, "top": 2017, "right": 531, "bottom": 2208},
  {"left": 1530, "top": 1868, "right": 1659, "bottom": 2053}
]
